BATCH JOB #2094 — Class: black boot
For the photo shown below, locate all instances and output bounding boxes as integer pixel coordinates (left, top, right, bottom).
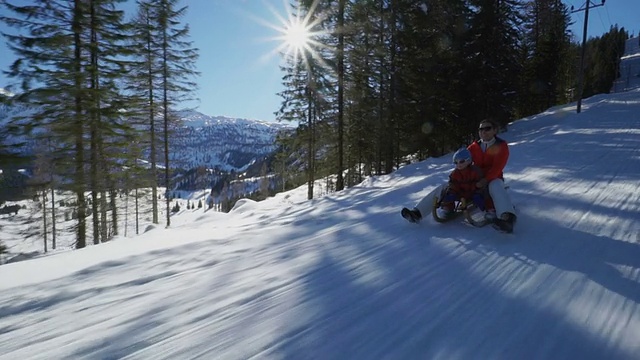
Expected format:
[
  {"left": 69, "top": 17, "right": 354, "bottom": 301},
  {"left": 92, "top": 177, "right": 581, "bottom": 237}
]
[
  {"left": 494, "top": 212, "right": 516, "bottom": 233},
  {"left": 401, "top": 207, "right": 422, "bottom": 223}
]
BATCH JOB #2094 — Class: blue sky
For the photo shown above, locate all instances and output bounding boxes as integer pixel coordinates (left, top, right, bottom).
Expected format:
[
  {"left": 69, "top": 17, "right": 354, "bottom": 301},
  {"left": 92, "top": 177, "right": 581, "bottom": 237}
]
[
  {"left": 566, "top": 0, "right": 639, "bottom": 39},
  {"left": 0, "top": 0, "right": 638, "bottom": 122},
  {"left": 0, "top": 0, "right": 290, "bottom": 122}
]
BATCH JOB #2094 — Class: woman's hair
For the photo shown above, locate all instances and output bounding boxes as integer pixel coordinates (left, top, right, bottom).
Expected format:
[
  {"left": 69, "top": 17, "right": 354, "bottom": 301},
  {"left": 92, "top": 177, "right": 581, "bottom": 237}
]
[{"left": 479, "top": 119, "right": 499, "bottom": 129}]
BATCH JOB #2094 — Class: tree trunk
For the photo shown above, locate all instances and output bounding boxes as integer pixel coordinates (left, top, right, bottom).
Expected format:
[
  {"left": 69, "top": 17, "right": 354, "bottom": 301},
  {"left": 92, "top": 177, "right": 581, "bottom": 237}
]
[
  {"left": 42, "top": 189, "right": 48, "bottom": 253},
  {"left": 51, "top": 187, "right": 56, "bottom": 249},
  {"left": 336, "top": 0, "right": 345, "bottom": 191},
  {"left": 73, "top": 0, "right": 87, "bottom": 249}
]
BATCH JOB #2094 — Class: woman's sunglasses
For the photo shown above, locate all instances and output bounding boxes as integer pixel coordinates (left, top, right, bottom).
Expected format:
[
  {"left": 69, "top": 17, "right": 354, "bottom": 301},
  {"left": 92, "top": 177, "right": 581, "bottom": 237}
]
[
  {"left": 478, "top": 126, "right": 493, "bottom": 132},
  {"left": 454, "top": 159, "right": 468, "bottom": 164}
]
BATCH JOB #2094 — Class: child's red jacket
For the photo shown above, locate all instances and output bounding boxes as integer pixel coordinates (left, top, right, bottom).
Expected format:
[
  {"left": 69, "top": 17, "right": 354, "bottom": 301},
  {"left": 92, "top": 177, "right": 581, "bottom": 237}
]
[{"left": 448, "top": 165, "right": 484, "bottom": 199}]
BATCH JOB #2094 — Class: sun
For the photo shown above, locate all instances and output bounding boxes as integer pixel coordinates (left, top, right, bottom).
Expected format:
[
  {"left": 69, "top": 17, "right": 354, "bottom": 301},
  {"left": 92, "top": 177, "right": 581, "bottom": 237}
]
[
  {"left": 255, "top": 0, "right": 333, "bottom": 72},
  {"left": 276, "top": 10, "right": 319, "bottom": 64},
  {"left": 283, "top": 20, "right": 311, "bottom": 55}
]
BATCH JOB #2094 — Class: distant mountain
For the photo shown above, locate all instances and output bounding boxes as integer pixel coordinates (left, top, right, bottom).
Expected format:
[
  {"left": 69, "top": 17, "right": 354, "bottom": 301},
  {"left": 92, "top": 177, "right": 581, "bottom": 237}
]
[
  {"left": 0, "top": 90, "right": 294, "bottom": 174},
  {"left": 171, "top": 110, "right": 292, "bottom": 172}
]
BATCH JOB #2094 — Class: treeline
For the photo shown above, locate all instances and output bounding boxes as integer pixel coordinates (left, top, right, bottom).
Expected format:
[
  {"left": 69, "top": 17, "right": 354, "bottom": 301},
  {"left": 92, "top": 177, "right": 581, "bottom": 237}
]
[
  {"left": 275, "top": 0, "right": 630, "bottom": 199},
  {"left": 581, "top": 27, "right": 629, "bottom": 97},
  {"left": 0, "top": 0, "right": 198, "bottom": 248},
  {"left": 0, "top": 0, "right": 630, "bottom": 252}
]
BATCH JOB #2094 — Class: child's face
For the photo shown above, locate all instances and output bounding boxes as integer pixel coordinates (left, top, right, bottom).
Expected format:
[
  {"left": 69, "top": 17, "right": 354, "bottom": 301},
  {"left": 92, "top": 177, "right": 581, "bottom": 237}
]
[{"left": 455, "top": 159, "right": 470, "bottom": 170}]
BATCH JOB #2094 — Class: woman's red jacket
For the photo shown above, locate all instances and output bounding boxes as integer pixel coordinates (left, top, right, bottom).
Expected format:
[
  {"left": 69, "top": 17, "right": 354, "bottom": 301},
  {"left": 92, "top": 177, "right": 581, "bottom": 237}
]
[{"left": 467, "top": 136, "right": 509, "bottom": 182}]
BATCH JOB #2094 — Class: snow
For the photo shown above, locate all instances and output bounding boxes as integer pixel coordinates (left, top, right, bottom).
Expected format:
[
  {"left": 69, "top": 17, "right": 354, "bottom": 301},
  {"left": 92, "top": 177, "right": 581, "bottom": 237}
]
[
  {"left": 1, "top": 39, "right": 640, "bottom": 360},
  {"left": 0, "top": 88, "right": 13, "bottom": 97}
]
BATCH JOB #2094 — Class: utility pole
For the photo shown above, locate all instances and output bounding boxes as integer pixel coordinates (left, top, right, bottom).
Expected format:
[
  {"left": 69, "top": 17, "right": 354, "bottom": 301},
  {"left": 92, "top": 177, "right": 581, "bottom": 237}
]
[{"left": 572, "top": 0, "right": 606, "bottom": 113}]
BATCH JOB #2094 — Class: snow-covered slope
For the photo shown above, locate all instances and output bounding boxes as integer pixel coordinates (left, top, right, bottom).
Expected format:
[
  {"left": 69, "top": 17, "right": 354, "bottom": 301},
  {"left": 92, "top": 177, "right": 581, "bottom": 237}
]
[
  {"left": 171, "top": 110, "right": 291, "bottom": 171},
  {"left": 1, "top": 85, "right": 639, "bottom": 358}
]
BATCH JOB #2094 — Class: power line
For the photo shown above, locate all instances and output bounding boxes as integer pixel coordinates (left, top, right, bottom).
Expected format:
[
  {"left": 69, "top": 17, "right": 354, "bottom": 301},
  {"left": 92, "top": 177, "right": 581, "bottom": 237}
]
[
  {"left": 596, "top": 7, "right": 606, "bottom": 31},
  {"left": 571, "top": 0, "right": 606, "bottom": 114},
  {"left": 604, "top": 4, "right": 612, "bottom": 29}
]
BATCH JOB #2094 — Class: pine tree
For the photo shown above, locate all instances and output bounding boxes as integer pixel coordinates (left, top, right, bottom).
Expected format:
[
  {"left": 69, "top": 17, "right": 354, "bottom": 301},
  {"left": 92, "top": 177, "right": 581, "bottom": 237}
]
[
  {"left": 392, "top": 0, "right": 470, "bottom": 156},
  {"left": 2, "top": 0, "right": 154, "bottom": 247},
  {"left": 135, "top": 0, "right": 198, "bottom": 227},
  {"left": 30, "top": 139, "right": 57, "bottom": 252},
  {"left": 581, "top": 26, "right": 628, "bottom": 97},
  {"left": 276, "top": 1, "right": 339, "bottom": 199},
  {"left": 519, "top": 0, "right": 572, "bottom": 116},
  {"left": 1, "top": 0, "right": 91, "bottom": 248},
  {"left": 259, "top": 162, "right": 269, "bottom": 200},
  {"left": 343, "top": 0, "right": 381, "bottom": 179},
  {"left": 0, "top": 123, "right": 31, "bottom": 205},
  {"left": 276, "top": 53, "right": 317, "bottom": 200},
  {"left": 129, "top": 0, "right": 163, "bottom": 224},
  {"left": 84, "top": 0, "right": 138, "bottom": 243},
  {"left": 0, "top": 239, "right": 7, "bottom": 262},
  {"left": 335, "top": 0, "right": 346, "bottom": 191},
  {"left": 463, "top": 0, "right": 523, "bottom": 127}
]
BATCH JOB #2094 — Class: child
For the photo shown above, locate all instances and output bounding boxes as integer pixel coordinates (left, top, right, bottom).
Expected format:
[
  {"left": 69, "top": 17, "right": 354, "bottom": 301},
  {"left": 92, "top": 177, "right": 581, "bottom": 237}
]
[
  {"left": 402, "top": 148, "right": 487, "bottom": 223},
  {"left": 436, "top": 148, "right": 487, "bottom": 218}
]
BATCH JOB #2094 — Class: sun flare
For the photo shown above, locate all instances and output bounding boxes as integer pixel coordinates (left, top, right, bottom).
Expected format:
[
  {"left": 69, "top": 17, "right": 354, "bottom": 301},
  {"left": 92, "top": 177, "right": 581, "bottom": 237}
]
[
  {"left": 283, "top": 20, "right": 311, "bottom": 54},
  {"left": 256, "top": 0, "right": 333, "bottom": 72}
]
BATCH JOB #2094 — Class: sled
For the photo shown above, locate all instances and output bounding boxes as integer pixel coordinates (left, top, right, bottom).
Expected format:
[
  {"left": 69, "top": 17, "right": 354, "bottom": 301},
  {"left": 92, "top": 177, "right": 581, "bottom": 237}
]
[{"left": 432, "top": 189, "right": 491, "bottom": 227}]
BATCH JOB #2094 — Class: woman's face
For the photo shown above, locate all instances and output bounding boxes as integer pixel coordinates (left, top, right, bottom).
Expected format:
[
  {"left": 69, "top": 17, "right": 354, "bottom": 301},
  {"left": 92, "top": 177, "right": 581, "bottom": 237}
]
[{"left": 478, "top": 122, "right": 497, "bottom": 141}]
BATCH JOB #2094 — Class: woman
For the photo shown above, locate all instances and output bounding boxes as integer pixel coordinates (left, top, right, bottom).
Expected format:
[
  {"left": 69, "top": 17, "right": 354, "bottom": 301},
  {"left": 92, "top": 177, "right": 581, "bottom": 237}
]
[{"left": 467, "top": 119, "right": 516, "bottom": 232}]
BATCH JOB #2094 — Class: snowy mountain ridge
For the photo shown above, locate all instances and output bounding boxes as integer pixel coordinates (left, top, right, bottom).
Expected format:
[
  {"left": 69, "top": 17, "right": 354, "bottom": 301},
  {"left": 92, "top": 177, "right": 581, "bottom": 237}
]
[
  {"left": 171, "top": 109, "right": 291, "bottom": 172},
  {"left": 0, "top": 95, "right": 292, "bottom": 172}
]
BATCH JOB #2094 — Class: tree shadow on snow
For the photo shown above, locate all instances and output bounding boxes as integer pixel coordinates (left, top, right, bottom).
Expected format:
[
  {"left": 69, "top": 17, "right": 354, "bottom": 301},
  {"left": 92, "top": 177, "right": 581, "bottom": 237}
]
[
  {"left": 247, "top": 193, "right": 635, "bottom": 359},
  {"left": 53, "top": 182, "right": 639, "bottom": 360}
]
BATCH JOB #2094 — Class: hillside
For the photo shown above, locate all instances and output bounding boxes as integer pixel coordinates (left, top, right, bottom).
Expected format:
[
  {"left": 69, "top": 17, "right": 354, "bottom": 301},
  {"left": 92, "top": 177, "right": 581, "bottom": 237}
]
[
  {"left": 1, "top": 79, "right": 639, "bottom": 358},
  {"left": 171, "top": 110, "right": 291, "bottom": 171}
]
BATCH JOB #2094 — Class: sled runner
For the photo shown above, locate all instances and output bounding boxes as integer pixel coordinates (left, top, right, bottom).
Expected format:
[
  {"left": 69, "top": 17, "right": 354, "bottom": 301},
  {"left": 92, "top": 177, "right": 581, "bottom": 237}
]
[{"left": 432, "top": 189, "right": 492, "bottom": 228}]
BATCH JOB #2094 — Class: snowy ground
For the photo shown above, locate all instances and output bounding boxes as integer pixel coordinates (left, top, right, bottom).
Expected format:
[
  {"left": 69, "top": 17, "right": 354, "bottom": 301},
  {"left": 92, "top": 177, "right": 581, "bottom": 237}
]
[
  {"left": 0, "top": 188, "right": 207, "bottom": 260},
  {"left": 1, "top": 40, "right": 639, "bottom": 360}
]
